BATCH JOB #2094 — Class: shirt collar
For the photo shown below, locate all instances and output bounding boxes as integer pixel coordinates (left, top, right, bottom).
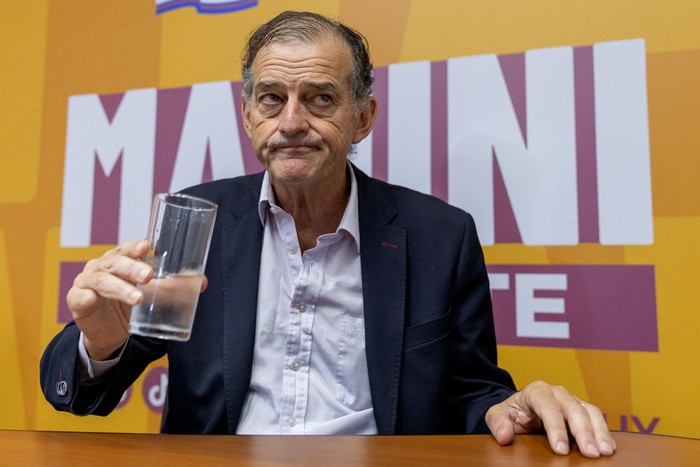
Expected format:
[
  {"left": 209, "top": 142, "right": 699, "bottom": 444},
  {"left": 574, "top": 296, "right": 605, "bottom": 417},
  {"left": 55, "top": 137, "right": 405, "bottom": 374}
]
[{"left": 257, "top": 162, "right": 361, "bottom": 252}]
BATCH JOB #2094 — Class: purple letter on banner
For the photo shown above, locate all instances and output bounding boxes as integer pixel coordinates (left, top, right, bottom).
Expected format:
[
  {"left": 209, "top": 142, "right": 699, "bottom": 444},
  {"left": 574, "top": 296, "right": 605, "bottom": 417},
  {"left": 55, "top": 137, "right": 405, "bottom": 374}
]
[
  {"left": 156, "top": 0, "right": 258, "bottom": 15},
  {"left": 58, "top": 262, "right": 87, "bottom": 324},
  {"left": 488, "top": 265, "right": 658, "bottom": 351}
]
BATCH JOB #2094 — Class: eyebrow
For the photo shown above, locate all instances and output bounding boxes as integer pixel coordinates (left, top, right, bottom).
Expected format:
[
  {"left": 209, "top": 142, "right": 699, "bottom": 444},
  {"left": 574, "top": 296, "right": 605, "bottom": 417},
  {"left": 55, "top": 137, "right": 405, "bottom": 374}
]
[
  {"left": 254, "top": 79, "right": 340, "bottom": 94},
  {"left": 254, "top": 80, "right": 282, "bottom": 94},
  {"left": 306, "top": 81, "right": 339, "bottom": 93}
]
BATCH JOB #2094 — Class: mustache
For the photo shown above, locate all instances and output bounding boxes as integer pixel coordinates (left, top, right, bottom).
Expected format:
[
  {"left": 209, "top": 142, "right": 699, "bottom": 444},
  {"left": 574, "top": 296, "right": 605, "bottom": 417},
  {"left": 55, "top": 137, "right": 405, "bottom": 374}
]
[{"left": 267, "top": 137, "right": 322, "bottom": 151}]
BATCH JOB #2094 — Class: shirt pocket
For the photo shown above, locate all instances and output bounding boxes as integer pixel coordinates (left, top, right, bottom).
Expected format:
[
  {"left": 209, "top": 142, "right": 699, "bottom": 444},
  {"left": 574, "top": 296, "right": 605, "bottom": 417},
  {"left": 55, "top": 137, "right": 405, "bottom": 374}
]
[{"left": 334, "top": 315, "right": 373, "bottom": 410}]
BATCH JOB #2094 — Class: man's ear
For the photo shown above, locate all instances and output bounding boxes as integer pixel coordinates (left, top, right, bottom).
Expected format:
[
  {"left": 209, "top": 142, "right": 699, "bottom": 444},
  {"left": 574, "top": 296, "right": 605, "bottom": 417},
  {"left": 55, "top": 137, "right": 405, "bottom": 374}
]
[
  {"left": 241, "top": 94, "right": 253, "bottom": 138},
  {"left": 352, "top": 97, "right": 377, "bottom": 144}
]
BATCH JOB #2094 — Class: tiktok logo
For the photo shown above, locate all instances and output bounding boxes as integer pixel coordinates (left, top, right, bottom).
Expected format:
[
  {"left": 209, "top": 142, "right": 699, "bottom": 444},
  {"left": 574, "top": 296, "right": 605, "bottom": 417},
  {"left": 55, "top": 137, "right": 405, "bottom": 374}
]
[{"left": 143, "top": 366, "right": 168, "bottom": 414}]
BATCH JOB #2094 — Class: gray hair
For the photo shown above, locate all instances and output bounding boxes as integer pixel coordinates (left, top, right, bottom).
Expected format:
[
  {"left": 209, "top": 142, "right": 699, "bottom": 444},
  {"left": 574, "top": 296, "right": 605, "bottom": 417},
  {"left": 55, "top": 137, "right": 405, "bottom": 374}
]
[{"left": 241, "top": 11, "right": 374, "bottom": 110}]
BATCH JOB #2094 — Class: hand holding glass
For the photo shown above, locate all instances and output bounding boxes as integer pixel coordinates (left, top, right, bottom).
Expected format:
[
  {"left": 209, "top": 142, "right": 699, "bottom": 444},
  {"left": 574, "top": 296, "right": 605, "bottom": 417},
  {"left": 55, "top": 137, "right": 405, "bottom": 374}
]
[{"left": 129, "top": 193, "right": 217, "bottom": 341}]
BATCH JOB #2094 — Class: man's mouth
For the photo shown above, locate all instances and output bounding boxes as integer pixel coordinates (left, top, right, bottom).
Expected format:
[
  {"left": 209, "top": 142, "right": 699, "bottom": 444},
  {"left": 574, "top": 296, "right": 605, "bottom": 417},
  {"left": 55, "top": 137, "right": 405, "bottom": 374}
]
[{"left": 270, "top": 143, "right": 320, "bottom": 154}]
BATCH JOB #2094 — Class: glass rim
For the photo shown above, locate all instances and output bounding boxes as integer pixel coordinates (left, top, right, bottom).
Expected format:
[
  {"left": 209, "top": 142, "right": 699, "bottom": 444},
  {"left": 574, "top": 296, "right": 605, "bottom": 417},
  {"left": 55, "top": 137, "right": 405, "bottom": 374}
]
[{"left": 156, "top": 192, "right": 218, "bottom": 211}]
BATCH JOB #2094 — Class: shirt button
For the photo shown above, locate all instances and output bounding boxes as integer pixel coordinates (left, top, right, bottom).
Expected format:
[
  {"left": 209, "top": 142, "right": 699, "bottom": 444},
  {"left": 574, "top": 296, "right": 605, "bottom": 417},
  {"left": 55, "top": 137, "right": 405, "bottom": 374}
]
[
  {"left": 298, "top": 303, "right": 307, "bottom": 313},
  {"left": 288, "top": 417, "right": 297, "bottom": 427},
  {"left": 288, "top": 245, "right": 298, "bottom": 255},
  {"left": 291, "top": 359, "right": 301, "bottom": 371},
  {"left": 269, "top": 206, "right": 279, "bottom": 215}
]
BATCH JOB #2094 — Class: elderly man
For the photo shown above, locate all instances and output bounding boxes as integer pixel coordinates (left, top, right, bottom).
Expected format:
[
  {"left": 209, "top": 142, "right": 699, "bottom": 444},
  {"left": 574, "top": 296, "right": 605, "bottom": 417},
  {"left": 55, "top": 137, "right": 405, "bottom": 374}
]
[{"left": 41, "top": 10, "right": 615, "bottom": 458}]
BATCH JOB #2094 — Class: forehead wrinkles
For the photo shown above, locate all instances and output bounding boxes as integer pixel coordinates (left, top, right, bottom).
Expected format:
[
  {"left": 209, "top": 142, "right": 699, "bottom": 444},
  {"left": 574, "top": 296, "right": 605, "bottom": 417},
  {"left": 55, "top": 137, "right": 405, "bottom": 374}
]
[
  {"left": 252, "top": 40, "right": 352, "bottom": 89},
  {"left": 256, "top": 57, "right": 340, "bottom": 81}
]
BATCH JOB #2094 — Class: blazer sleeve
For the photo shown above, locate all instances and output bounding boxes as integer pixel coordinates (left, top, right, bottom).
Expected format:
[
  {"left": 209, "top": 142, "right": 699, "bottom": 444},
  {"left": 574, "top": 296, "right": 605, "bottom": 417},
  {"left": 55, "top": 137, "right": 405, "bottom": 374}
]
[
  {"left": 449, "top": 213, "right": 516, "bottom": 433},
  {"left": 40, "top": 321, "right": 168, "bottom": 416}
]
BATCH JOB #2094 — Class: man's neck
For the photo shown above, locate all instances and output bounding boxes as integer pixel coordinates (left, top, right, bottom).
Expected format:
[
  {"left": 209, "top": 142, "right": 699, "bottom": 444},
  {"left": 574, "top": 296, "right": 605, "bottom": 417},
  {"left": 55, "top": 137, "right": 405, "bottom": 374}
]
[{"left": 271, "top": 167, "right": 350, "bottom": 252}]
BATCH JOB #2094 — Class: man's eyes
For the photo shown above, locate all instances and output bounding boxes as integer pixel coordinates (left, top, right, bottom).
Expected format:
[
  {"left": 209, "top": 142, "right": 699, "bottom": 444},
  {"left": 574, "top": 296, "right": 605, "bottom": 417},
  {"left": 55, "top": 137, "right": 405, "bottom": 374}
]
[
  {"left": 259, "top": 93, "right": 282, "bottom": 104},
  {"left": 258, "top": 94, "right": 331, "bottom": 103},
  {"left": 314, "top": 94, "right": 333, "bottom": 104},
  {"left": 255, "top": 92, "right": 336, "bottom": 114}
]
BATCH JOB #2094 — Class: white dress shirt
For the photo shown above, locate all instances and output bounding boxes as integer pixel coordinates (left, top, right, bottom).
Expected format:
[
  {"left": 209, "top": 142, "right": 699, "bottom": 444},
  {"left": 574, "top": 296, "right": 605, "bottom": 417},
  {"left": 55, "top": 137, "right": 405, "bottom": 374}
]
[{"left": 236, "top": 166, "right": 377, "bottom": 434}]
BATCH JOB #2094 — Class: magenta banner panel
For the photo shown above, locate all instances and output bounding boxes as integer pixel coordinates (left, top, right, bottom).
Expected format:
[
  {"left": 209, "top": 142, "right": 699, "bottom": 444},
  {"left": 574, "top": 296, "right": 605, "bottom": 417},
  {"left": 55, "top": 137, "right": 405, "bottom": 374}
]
[{"left": 488, "top": 264, "right": 658, "bottom": 351}]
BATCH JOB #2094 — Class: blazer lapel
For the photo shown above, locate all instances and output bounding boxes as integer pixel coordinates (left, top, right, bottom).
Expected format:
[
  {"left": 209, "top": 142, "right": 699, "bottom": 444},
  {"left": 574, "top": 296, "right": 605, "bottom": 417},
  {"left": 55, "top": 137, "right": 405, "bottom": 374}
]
[
  {"left": 355, "top": 167, "right": 407, "bottom": 434},
  {"left": 219, "top": 184, "right": 264, "bottom": 432}
]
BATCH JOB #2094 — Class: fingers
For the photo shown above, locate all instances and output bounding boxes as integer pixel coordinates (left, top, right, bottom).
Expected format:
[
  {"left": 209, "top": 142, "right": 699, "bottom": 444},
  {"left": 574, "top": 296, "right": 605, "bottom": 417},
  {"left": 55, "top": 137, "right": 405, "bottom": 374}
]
[
  {"left": 523, "top": 381, "right": 615, "bottom": 458},
  {"left": 581, "top": 400, "right": 617, "bottom": 456},
  {"left": 66, "top": 286, "right": 101, "bottom": 315},
  {"left": 111, "top": 239, "right": 151, "bottom": 259},
  {"left": 68, "top": 240, "right": 153, "bottom": 315},
  {"left": 540, "top": 390, "right": 585, "bottom": 456},
  {"left": 559, "top": 395, "right": 615, "bottom": 458}
]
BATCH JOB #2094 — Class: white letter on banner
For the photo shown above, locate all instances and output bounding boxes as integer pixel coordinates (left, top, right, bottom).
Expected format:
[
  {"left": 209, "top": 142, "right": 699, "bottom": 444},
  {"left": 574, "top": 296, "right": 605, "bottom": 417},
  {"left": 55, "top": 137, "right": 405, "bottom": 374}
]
[
  {"left": 60, "top": 89, "right": 156, "bottom": 247},
  {"left": 353, "top": 131, "right": 373, "bottom": 177},
  {"left": 448, "top": 48, "right": 578, "bottom": 246},
  {"left": 488, "top": 272, "right": 510, "bottom": 292},
  {"left": 169, "top": 81, "right": 245, "bottom": 193},
  {"left": 388, "top": 61, "right": 431, "bottom": 194},
  {"left": 516, "top": 273, "right": 569, "bottom": 339},
  {"left": 594, "top": 39, "right": 653, "bottom": 245}
]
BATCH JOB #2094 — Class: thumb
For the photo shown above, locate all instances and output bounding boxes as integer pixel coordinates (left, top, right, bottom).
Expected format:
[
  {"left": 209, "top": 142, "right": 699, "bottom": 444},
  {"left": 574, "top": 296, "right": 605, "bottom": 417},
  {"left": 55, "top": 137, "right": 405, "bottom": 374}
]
[{"left": 485, "top": 405, "right": 516, "bottom": 446}]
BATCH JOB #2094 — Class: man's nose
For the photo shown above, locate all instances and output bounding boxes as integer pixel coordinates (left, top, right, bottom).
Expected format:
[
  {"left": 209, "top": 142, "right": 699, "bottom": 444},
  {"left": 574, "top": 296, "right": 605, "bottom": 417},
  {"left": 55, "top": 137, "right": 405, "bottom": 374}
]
[{"left": 278, "top": 99, "right": 309, "bottom": 135}]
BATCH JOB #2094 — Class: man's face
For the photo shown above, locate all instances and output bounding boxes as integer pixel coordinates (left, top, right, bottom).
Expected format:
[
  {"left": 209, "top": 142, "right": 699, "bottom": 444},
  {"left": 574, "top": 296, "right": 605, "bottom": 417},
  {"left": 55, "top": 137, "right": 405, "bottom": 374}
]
[{"left": 242, "top": 36, "right": 375, "bottom": 190}]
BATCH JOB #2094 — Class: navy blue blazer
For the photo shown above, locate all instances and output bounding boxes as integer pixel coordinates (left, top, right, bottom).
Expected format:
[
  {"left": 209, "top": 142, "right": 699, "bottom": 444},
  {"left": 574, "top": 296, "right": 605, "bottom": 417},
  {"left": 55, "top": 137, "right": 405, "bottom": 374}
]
[{"left": 41, "top": 165, "right": 515, "bottom": 434}]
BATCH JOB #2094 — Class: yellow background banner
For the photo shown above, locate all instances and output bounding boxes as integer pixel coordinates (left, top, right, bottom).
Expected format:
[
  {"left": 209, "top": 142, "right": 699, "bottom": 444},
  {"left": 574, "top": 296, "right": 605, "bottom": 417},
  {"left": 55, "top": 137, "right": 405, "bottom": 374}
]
[{"left": 1, "top": 0, "right": 698, "bottom": 437}]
